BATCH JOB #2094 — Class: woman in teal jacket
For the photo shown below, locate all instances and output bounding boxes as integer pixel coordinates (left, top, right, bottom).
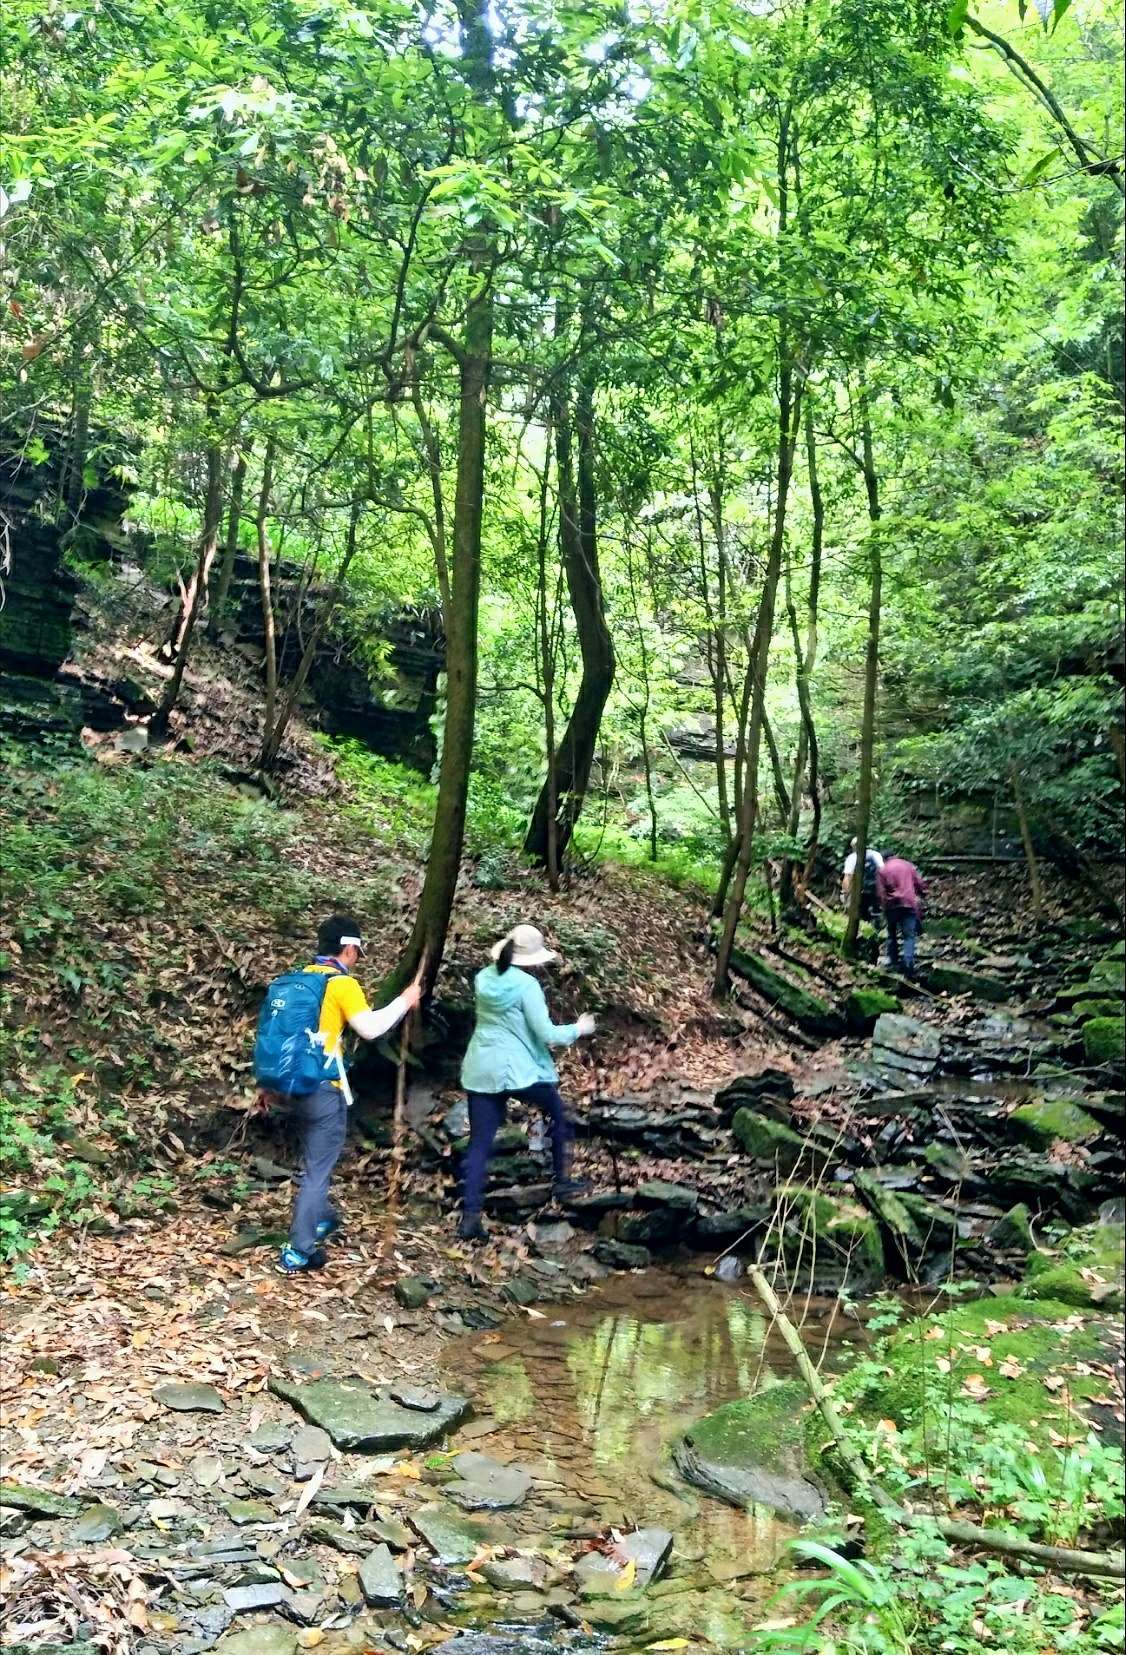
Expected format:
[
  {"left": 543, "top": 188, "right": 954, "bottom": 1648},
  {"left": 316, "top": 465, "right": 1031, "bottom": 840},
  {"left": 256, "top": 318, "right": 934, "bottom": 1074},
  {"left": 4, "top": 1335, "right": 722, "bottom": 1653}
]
[{"left": 458, "top": 924, "right": 597, "bottom": 1240}]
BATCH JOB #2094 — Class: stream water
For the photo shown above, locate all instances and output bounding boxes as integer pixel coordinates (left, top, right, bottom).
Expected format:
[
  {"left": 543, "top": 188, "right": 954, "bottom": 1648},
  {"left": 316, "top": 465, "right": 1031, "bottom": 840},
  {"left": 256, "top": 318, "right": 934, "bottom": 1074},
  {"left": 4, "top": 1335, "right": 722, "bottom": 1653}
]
[{"left": 433, "top": 1265, "right": 866, "bottom": 1650}]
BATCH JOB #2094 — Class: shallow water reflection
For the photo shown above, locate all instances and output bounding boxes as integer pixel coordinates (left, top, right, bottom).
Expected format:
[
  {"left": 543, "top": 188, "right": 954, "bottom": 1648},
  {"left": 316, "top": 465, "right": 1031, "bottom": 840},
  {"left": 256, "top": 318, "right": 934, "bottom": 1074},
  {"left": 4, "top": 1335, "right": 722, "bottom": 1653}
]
[{"left": 440, "top": 1265, "right": 864, "bottom": 1642}]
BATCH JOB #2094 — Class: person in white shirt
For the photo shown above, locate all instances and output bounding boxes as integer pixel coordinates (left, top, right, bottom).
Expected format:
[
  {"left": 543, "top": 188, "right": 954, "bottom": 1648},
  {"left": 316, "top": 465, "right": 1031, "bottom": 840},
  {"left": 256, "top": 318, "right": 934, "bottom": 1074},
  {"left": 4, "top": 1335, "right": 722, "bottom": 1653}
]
[{"left": 842, "top": 838, "right": 884, "bottom": 924}]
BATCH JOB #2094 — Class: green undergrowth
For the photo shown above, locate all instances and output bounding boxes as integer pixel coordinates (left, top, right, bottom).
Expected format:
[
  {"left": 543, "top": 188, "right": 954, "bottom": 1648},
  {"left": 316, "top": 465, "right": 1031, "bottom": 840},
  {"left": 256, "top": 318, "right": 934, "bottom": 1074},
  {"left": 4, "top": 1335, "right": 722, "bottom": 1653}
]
[
  {"left": 835, "top": 1295, "right": 1114, "bottom": 1455},
  {"left": 0, "top": 740, "right": 342, "bottom": 1257},
  {"left": 767, "top": 1293, "right": 1126, "bottom": 1653},
  {"left": 327, "top": 734, "right": 726, "bottom": 895},
  {"left": 825, "top": 1295, "right": 1125, "bottom": 1556},
  {"left": 1024, "top": 1222, "right": 1126, "bottom": 1311}
]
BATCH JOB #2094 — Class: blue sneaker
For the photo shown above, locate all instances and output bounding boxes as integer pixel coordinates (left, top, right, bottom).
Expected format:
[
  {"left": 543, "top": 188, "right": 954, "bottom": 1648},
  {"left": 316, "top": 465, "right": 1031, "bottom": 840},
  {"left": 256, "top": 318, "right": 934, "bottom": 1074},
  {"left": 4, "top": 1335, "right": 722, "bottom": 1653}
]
[
  {"left": 315, "top": 1215, "right": 342, "bottom": 1243},
  {"left": 275, "top": 1244, "right": 327, "bottom": 1276}
]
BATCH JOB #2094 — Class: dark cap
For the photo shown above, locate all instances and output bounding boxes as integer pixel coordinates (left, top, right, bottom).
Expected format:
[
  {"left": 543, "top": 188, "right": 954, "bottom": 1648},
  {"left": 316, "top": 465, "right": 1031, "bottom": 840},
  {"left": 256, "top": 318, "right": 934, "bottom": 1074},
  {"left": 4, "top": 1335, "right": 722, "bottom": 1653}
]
[{"left": 316, "top": 914, "right": 366, "bottom": 956}]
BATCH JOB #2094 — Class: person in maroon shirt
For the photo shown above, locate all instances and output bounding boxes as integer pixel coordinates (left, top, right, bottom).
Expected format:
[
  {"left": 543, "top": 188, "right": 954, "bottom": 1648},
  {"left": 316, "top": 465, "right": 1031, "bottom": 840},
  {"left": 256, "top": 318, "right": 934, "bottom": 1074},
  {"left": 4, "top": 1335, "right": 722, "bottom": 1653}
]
[{"left": 875, "top": 854, "right": 928, "bottom": 979}]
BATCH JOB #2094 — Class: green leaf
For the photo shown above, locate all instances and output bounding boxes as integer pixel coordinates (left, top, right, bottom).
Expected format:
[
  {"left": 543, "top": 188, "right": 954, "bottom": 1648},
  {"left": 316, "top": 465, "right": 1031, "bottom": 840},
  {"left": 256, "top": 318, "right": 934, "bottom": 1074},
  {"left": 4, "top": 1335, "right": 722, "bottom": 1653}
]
[
  {"left": 1021, "top": 147, "right": 1059, "bottom": 185},
  {"left": 946, "top": 0, "right": 969, "bottom": 37}
]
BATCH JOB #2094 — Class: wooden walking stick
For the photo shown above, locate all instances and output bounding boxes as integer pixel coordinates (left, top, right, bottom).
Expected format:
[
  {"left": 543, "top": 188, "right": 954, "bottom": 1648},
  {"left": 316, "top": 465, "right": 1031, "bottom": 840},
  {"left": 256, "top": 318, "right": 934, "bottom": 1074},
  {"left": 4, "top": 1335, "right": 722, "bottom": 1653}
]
[{"left": 386, "top": 957, "right": 428, "bottom": 1244}]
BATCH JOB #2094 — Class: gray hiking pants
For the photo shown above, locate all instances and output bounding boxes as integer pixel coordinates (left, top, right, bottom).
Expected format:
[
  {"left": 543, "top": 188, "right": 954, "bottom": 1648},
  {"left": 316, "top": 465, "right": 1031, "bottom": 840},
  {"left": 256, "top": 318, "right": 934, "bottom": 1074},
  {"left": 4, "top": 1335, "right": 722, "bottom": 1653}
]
[{"left": 287, "top": 1081, "right": 347, "bottom": 1255}]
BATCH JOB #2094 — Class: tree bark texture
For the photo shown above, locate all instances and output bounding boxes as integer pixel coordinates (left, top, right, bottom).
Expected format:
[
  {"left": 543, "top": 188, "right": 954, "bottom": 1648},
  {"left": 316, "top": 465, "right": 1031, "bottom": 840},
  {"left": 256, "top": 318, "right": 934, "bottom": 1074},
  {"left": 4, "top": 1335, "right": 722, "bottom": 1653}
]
[
  {"left": 394, "top": 277, "right": 492, "bottom": 993},
  {"left": 255, "top": 437, "right": 279, "bottom": 753},
  {"left": 208, "top": 440, "right": 251, "bottom": 639},
  {"left": 524, "top": 361, "right": 615, "bottom": 866},
  {"left": 151, "top": 442, "right": 224, "bottom": 738}
]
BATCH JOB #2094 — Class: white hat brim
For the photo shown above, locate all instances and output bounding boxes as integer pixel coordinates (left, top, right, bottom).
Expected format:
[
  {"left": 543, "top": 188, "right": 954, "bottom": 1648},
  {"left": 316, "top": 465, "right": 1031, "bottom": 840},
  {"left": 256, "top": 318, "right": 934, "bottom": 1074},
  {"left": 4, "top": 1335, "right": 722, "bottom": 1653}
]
[{"left": 490, "top": 939, "right": 557, "bottom": 967}]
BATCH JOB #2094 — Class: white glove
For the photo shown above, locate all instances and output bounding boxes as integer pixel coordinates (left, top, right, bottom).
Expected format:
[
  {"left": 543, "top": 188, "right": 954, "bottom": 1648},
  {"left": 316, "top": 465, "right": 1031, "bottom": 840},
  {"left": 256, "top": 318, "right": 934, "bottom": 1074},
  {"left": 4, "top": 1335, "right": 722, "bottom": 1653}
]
[{"left": 576, "top": 1013, "right": 597, "bottom": 1038}]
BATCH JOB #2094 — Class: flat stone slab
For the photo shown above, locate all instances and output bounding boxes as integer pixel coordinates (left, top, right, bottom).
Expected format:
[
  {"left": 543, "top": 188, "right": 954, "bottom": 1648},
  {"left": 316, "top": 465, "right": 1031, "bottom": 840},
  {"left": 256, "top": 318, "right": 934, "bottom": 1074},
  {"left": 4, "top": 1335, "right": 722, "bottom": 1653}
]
[
  {"left": 270, "top": 1375, "right": 469, "bottom": 1451},
  {"left": 72, "top": 1503, "right": 121, "bottom": 1542},
  {"left": 154, "top": 1381, "right": 225, "bottom": 1414},
  {"left": 0, "top": 1481, "right": 82, "bottom": 1519},
  {"left": 409, "top": 1501, "right": 491, "bottom": 1564},
  {"left": 481, "top": 1556, "right": 548, "bottom": 1591},
  {"left": 373, "top": 1517, "right": 414, "bottom": 1549},
  {"left": 303, "top": 1520, "right": 372, "bottom": 1556},
  {"left": 216, "top": 1629, "right": 297, "bottom": 1655},
  {"left": 311, "top": 1483, "right": 382, "bottom": 1513},
  {"left": 636, "top": 1179, "right": 698, "bottom": 1210},
  {"left": 291, "top": 1425, "right": 333, "bottom": 1463},
  {"left": 359, "top": 1542, "right": 401, "bottom": 1605},
  {"left": 446, "top": 1452, "right": 532, "bottom": 1511},
  {"left": 223, "top": 1582, "right": 289, "bottom": 1614},
  {"left": 248, "top": 1422, "right": 291, "bottom": 1454},
  {"left": 593, "top": 1239, "right": 651, "bottom": 1271},
  {"left": 389, "top": 1385, "right": 442, "bottom": 1412},
  {"left": 872, "top": 1013, "right": 942, "bottom": 1064},
  {"left": 224, "top": 1499, "right": 275, "bottom": 1525}
]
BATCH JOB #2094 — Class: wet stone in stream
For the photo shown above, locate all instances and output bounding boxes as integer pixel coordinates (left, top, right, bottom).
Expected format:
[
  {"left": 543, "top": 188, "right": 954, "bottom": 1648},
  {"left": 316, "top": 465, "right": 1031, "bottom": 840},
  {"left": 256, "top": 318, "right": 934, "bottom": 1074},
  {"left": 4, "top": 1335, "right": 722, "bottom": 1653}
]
[
  {"left": 445, "top": 1452, "right": 532, "bottom": 1510},
  {"left": 269, "top": 1375, "right": 470, "bottom": 1451}
]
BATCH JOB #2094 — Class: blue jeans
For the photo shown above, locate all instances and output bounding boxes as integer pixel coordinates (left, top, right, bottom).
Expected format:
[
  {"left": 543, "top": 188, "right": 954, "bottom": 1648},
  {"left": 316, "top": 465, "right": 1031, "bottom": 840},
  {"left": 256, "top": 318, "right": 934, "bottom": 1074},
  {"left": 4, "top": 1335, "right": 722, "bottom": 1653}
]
[
  {"left": 462, "top": 1083, "right": 571, "bottom": 1216},
  {"left": 886, "top": 907, "right": 919, "bottom": 975},
  {"left": 287, "top": 1082, "right": 347, "bottom": 1254}
]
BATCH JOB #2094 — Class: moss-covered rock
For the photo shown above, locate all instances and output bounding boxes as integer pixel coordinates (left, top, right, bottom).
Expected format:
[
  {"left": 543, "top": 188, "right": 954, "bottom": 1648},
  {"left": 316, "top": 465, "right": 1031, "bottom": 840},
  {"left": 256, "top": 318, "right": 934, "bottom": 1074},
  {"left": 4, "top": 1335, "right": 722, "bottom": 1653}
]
[
  {"left": 1083, "top": 1016, "right": 1124, "bottom": 1067},
  {"left": 729, "top": 945, "right": 845, "bottom": 1037},
  {"left": 1070, "top": 998, "right": 1122, "bottom": 1022},
  {"left": 1088, "top": 958, "right": 1126, "bottom": 994},
  {"left": 732, "top": 1108, "right": 809, "bottom": 1173},
  {"left": 928, "top": 916, "right": 968, "bottom": 938},
  {"left": 1024, "top": 1222, "right": 1125, "bottom": 1313},
  {"left": 923, "top": 1140, "right": 972, "bottom": 1182},
  {"left": 673, "top": 1379, "right": 829, "bottom": 1519},
  {"left": 834, "top": 1296, "right": 1115, "bottom": 1464},
  {"left": 773, "top": 1183, "right": 884, "bottom": 1291},
  {"left": 1008, "top": 1097, "right": 1103, "bottom": 1150},
  {"left": 990, "top": 1203, "right": 1034, "bottom": 1250},
  {"left": 925, "top": 963, "right": 1010, "bottom": 1002},
  {"left": 844, "top": 987, "right": 901, "bottom": 1035},
  {"left": 897, "top": 1191, "right": 958, "bottom": 1241},
  {"left": 854, "top": 1170, "right": 922, "bottom": 1255}
]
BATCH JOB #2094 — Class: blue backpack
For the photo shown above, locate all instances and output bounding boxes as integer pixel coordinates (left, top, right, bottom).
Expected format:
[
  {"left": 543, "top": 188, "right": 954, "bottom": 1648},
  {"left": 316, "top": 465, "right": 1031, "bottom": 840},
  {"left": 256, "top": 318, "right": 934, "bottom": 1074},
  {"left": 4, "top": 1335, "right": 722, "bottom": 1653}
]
[{"left": 253, "top": 967, "right": 343, "bottom": 1096}]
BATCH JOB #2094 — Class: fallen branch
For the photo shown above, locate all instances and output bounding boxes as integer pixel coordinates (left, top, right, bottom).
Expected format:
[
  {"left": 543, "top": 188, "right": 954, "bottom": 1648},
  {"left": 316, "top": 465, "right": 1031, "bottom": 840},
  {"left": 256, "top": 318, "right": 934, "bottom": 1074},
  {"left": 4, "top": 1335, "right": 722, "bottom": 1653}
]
[{"left": 747, "top": 1264, "right": 1126, "bottom": 1582}]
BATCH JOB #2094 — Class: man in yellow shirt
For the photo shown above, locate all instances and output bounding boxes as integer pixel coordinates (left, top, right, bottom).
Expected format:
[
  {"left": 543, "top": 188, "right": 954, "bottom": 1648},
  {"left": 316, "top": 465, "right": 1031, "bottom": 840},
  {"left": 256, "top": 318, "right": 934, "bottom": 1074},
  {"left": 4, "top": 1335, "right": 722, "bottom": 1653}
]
[{"left": 277, "top": 914, "right": 420, "bottom": 1276}]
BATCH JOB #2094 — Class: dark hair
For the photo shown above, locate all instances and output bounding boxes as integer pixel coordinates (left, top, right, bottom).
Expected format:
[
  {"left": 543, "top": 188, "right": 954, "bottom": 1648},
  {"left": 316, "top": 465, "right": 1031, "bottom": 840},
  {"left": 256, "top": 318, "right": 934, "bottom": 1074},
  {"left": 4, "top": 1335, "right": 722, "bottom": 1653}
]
[
  {"left": 495, "top": 939, "right": 516, "bottom": 974},
  {"left": 317, "top": 914, "right": 361, "bottom": 956}
]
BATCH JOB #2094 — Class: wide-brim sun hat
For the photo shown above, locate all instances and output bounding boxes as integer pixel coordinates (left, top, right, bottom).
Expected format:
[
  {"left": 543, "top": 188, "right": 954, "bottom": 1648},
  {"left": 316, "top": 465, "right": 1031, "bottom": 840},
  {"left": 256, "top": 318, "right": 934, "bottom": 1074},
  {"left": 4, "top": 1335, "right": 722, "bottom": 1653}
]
[{"left": 491, "top": 923, "right": 557, "bottom": 968}]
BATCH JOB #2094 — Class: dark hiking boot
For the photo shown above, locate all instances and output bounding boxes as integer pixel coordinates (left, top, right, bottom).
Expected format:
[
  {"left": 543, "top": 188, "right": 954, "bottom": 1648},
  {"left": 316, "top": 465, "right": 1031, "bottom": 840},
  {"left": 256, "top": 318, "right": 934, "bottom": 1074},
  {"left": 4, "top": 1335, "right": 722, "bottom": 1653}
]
[
  {"left": 315, "top": 1215, "right": 342, "bottom": 1243},
  {"left": 457, "top": 1214, "right": 488, "bottom": 1243},
  {"left": 276, "top": 1244, "right": 328, "bottom": 1276}
]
